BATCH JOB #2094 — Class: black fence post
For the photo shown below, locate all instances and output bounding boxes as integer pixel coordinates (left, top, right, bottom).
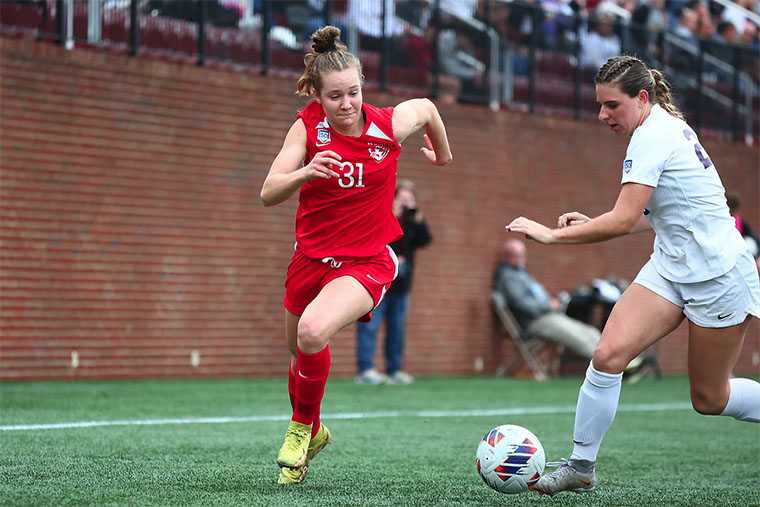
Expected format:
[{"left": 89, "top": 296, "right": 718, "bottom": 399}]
[
  {"left": 573, "top": 12, "right": 582, "bottom": 120},
  {"left": 731, "top": 45, "right": 740, "bottom": 143},
  {"left": 55, "top": 0, "right": 65, "bottom": 46},
  {"left": 695, "top": 40, "right": 704, "bottom": 133},
  {"left": 430, "top": 0, "right": 440, "bottom": 99},
  {"left": 528, "top": 4, "right": 538, "bottom": 113},
  {"left": 198, "top": 0, "right": 207, "bottom": 66},
  {"left": 261, "top": 0, "right": 271, "bottom": 75},
  {"left": 380, "top": 0, "right": 388, "bottom": 91},
  {"left": 129, "top": 0, "right": 138, "bottom": 56},
  {"left": 322, "top": 0, "right": 330, "bottom": 27}
]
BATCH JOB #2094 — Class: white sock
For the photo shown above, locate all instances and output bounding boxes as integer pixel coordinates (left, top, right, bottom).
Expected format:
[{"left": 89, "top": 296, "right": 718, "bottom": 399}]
[
  {"left": 571, "top": 362, "right": 623, "bottom": 462},
  {"left": 720, "top": 378, "right": 760, "bottom": 423}
]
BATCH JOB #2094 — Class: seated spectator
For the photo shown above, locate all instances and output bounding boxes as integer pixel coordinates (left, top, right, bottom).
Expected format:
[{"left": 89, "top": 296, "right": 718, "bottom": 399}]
[
  {"left": 437, "top": 28, "right": 487, "bottom": 104},
  {"left": 493, "top": 238, "right": 601, "bottom": 359},
  {"left": 684, "top": 0, "right": 715, "bottom": 39},
  {"left": 706, "top": 21, "right": 739, "bottom": 80},
  {"left": 580, "top": 13, "right": 621, "bottom": 70}
]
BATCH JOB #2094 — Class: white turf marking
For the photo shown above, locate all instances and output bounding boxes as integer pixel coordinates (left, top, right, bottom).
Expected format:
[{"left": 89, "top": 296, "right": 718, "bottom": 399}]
[{"left": 0, "top": 403, "right": 692, "bottom": 432}]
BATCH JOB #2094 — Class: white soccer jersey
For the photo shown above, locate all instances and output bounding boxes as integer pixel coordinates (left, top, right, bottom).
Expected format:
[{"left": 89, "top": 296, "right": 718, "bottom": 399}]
[{"left": 621, "top": 104, "right": 747, "bottom": 283}]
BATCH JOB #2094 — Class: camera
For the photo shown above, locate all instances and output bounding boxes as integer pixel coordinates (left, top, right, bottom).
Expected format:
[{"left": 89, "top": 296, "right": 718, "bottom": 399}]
[{"left": 402, "top": 206, "right": 417, "bottom": 219}]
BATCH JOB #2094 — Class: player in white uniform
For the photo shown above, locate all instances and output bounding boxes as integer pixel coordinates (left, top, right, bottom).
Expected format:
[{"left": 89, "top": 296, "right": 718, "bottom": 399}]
[{"left": 507, "top": 55, "right": 760, "bottom": 496}]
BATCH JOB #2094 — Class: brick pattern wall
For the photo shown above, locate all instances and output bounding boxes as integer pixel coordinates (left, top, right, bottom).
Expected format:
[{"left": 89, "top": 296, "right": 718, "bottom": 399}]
[{"left": 1, "top": 38, "right": 758, "bottom": 380}]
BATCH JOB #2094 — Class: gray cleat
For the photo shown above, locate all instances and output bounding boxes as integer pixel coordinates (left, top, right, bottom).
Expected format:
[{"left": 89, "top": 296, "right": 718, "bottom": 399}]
[{"left": 531, "top": 458, "right": 596, "bottom": 496}]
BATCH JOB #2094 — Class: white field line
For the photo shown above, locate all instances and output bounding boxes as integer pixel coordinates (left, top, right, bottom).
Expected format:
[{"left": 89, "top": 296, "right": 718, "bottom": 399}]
[{"left": 0, "top": 402, "right": 692, "bottom": 432}]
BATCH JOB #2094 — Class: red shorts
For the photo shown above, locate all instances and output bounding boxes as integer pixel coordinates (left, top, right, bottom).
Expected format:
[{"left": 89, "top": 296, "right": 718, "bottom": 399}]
[{"left": 284, "top": 246, "right": 399, "bottom": 322}]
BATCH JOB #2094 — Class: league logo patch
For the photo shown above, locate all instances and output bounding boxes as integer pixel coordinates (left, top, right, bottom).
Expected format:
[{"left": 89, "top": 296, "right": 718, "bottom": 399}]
[
  {"left": 317, "top": 128, "right": 331, "bottom": 146},
  {"left": 623, "top": 159, "right": 633, "bottom": 173},
  {"left": 368, "top": 143, "right": 391, "bottom": 162}
]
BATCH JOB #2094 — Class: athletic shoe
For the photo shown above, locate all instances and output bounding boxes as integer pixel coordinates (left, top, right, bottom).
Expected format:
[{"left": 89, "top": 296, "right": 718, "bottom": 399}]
[
  {"left": 385, "top": 371, "right": 414, "bottom": 385},
  {"left": 276, "top": 421, "right": 312, "bottom": 469},
  {"left": 531, "top": 458, "right": 596, "bottom": 496},
  {"left": 355, "top": 368, "right": 388, "bottom": 385},
  {"left": 277, "top": 423, "right": 332, "bottom": 485}
]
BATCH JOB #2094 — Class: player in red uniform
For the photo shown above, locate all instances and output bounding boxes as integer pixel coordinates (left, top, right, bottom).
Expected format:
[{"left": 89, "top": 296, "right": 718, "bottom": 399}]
[{"left": 260, "top": 25, "right": 452, "bottom": 484}]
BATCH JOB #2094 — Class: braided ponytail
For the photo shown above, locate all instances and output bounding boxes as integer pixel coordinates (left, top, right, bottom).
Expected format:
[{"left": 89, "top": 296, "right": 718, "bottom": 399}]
[
  {"left": 296, "top": 26, "right": 363, "bottom": 97},
  {"left": 595, "top": 55, "right": 684, "bottom": 119},
  {"left": 650, "top": 69, "right": 684, "bottom": 120}
]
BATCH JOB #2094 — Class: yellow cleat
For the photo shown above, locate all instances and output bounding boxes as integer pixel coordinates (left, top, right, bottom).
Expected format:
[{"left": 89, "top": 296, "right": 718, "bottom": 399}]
[
  {"left": 276, "top": 421, "right": 311, "bottom": 469},
  {"left": 276, "top": 423, "right": 331, "bottom": 485}
]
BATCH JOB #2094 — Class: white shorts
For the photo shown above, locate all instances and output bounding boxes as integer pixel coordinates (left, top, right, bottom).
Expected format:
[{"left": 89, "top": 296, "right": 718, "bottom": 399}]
[{"left": 633, "top": 250, "right": 760, "bottom": 328}]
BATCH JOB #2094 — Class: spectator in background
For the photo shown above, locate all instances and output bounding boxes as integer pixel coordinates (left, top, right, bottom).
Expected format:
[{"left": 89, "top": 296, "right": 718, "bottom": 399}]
[
  {"left": 356, "top": 180, "right": 432, "bottom": 385},
  {"left": 684, "top": 0, "right": 715, "bottom": 39},
  {"left": 508, "top": 0, "right": 550, "bottom": 47},
  {"left": 437, "top": 28, "right": 487, "bottom": 103},
  {"left": 493, "top": 238, "right": 601, "bottom": 360},
  {"left": 714, "top": 19, "right": 738, "bottom": 46},
  {"left": 347, "top": 0, "right": 404, "bottom": 52},
  {"left": 669, "top": 6, "right": 700, "bottom": 109},
  {"left": 721, "top": 0, "right": 756, "bottom": 35},
  {"left": 737, "top": 19, "right": 760, "bottom": 81},
  {"left": 580, "top": 13, "right": 621, "bottom": 69},
  {"left": 630, "top": 0, "right": 669, "bottom": 65},
  {"left": 740, "top": 18, "right": 760, "bottom": 49},
  {"left": 705, "top": 20, "right": 739, "bottom": 80}
]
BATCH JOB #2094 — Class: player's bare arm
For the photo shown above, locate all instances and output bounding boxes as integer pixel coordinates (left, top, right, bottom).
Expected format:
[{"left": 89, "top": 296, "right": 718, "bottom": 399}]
[
  {"left": 508, "top": 183, "right": 654, "bottom": 244},
  {"left": 392, "top": 98, "right": 452, "bottom": 166},
  {"left": 260, "top": 119, "right": 342, "bottom": 206}
]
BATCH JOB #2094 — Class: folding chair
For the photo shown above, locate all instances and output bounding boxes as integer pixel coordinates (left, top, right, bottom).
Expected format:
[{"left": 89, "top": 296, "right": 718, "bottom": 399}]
[{"left": 491, "top": 290, "right": 558, "bottom": 381}]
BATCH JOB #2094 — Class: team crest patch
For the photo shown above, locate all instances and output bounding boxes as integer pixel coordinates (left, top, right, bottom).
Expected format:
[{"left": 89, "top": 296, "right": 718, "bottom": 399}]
[
  {"left": 317, "top": 128, "right": 331, "bottom": 146},
  {"left": 623, "top": 159, "right": 633, "bottom": 173},
  {"left": 368, "top": 143, "right": 391, "bottom": 162}
]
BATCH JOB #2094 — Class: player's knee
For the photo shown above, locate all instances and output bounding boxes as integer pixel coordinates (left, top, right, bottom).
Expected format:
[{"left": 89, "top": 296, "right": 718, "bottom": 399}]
[
  {"left": 690, "top": 387, "right": 725, "bottom": 415},
  {"left": 591, "top": 345, "right": 627, "bottom": 374},
  {"left": 296, "top": 317, "right": 329, "bottom": 353}
]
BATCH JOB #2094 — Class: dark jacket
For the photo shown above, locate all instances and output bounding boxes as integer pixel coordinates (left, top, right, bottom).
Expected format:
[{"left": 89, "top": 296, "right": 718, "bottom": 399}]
[{"left": 389, "top": 213, "right": 431, "bottom": 293}]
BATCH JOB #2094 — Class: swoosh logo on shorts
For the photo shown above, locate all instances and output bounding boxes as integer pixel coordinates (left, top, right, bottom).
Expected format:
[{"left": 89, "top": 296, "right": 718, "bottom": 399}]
[
  {"left": 717, "top": 312, "right": 734, "bottom": 320},
  {"left": 366, "top": 274, "right": 380, "bottom": 284}
]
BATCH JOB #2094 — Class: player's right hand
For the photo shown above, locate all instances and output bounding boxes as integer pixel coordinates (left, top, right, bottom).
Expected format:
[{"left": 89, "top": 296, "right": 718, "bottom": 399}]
[
  {"left": 304, "top": 151, "right": 342, "bottom": 181},
  {"left": 558, "top": 211, "right": 590, "bottom": 228}
]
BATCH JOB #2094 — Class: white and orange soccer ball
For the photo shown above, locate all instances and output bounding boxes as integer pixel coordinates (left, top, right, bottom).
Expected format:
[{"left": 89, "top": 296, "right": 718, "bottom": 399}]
[{"left": 476, "top": 424, "right": 546, "bottom": 494}]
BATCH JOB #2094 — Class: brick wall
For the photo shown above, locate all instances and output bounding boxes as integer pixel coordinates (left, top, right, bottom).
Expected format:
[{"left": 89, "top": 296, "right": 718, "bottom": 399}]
[{"left": 1, "top": 37, "right": 758, "bottom": 380}]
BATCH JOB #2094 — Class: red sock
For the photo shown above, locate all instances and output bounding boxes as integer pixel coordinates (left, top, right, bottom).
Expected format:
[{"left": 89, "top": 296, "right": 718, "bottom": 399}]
[
  {"left": 287, "top": 363, "right": 296, "bottom": 412},
  {"left": 290, "top": 361, "right": 320, "bottom": 437},
  {"left": 292, "top": 346, "right": 330, "bottom": 427}
]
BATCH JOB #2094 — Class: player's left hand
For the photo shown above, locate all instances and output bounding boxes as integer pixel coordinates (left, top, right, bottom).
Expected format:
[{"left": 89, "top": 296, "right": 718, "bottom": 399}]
[
  {"left": 506, "top": 217, "right": 554, "bottom": 245},
  {"left": 558, "top": 211, "right": 590, "bottom": 228},
  {"left": 420, "top": 134, "right": 449, "bottom": 166}
]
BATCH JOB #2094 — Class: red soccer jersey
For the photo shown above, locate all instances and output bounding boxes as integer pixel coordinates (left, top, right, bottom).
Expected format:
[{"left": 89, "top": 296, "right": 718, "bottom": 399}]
[{"left": 295, "top": 100, "right": 403, "bottom": 258}]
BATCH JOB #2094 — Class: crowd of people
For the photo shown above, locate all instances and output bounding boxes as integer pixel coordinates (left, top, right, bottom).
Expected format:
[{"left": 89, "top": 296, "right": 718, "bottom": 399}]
[{"left": 132, "top": 1, "right": 758, "bottom": 105}]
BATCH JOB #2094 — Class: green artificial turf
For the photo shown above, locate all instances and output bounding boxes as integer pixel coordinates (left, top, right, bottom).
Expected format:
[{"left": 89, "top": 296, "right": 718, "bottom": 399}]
[{"left": 1, "top": 376, "right": 758, "bottom": 506}]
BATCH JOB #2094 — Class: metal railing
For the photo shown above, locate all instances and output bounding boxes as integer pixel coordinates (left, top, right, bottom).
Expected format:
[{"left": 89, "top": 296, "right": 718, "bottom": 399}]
[{"left": 1, "top": 0, "right": 757, "bottom": 143}]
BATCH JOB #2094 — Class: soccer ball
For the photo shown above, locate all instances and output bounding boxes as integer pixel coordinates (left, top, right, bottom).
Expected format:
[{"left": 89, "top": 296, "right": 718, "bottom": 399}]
[{"left": 476, "top": 424, "right": 545, "bottom": 494}]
